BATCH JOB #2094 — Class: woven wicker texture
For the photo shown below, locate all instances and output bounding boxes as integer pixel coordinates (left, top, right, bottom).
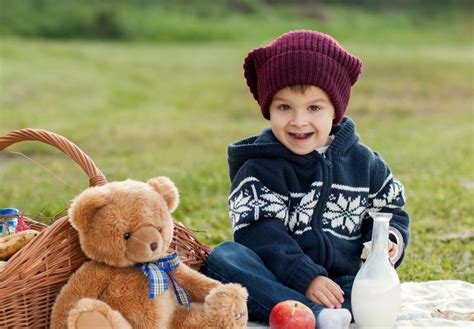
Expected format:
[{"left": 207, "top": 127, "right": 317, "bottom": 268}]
[{"left": 0, "top": 129, "right": 210, "bottom": 328}]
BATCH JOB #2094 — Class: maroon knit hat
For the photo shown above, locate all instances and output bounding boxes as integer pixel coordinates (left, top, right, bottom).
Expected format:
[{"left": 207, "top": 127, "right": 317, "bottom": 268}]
[{"left": 243, "top": 30, "right": 363, "bottom": 125}]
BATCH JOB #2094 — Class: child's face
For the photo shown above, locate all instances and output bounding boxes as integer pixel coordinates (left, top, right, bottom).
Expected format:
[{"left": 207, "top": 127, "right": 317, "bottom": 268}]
[{"left": 269, "top": 85, "right": 335, "bottom": 155}]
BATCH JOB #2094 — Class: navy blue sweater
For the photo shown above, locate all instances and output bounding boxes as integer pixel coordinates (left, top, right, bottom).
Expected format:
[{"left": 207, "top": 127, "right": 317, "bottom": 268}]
[{"left": 227, "top": 117, "right": 410, "bottom": 294}]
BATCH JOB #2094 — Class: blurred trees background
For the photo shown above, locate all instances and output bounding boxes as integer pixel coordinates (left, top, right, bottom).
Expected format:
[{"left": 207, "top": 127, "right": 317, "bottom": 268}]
[{"left": 0, "top": 0, "right": 471, "bottom": 41}]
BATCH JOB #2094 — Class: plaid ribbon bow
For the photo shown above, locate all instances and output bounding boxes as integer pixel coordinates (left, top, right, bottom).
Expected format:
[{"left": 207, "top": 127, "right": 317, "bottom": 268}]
[{"left": 138, "top": 252, "right": 191, "bottom": 307}]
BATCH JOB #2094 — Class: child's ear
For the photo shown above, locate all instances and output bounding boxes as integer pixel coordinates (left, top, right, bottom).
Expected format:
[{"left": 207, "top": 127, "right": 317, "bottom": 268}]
[
  {"left": 68, "top": 188, "right": 108, "bottom": 232},
  {"left": 147, "top": 176, "right": 180, "bottom": 213}
]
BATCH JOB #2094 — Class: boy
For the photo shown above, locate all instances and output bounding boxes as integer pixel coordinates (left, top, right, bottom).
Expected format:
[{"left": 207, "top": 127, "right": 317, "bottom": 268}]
[{"left": 202, "top": 30, "right": 410, "bottom": 329}]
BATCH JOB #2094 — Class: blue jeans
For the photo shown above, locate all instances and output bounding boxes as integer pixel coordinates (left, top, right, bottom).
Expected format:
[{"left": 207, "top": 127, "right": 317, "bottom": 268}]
[{"left": 202, "top": 241, "right": 354, "bottom": 322}]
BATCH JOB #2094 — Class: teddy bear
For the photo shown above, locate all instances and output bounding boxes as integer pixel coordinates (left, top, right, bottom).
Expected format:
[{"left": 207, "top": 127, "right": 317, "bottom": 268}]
[{"left": 51, "top": 176, "right": 248, "bottom": 329}]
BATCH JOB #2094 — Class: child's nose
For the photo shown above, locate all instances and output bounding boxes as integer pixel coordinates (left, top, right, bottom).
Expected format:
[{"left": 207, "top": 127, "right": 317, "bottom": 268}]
[{"left": 290, "top": 110, "right": 309, "bottom": 127}]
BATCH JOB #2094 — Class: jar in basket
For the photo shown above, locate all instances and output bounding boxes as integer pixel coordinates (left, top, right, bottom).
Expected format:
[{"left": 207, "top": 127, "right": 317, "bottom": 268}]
[{"left": 0, "top": 207, "right": 19, "bottom": 236}]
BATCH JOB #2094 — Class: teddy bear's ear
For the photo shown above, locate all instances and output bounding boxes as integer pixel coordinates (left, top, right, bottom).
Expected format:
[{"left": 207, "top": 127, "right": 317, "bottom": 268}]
[
  {"left": 68, "top": 188, "right": 109, "bottom": 231},
  {"left": 147, "top": 176, "right": 179, "bottom": 213}
]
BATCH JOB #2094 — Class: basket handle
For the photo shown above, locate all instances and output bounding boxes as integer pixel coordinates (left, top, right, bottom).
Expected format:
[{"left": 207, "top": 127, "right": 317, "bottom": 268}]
[{"left": 0, "top": 128, "right": 107, "bottom": 187}]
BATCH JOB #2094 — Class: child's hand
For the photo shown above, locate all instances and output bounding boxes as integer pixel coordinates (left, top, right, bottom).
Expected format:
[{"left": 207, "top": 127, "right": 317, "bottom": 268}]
[
  {"left": 305, "top": 276, "right": 344, "bottom": 309},
  {"left": 361, "top": 241, "right": 399, "bottom": 260},
  {"left": 388, "top": 241, "right": 398, "bottom": 258}
]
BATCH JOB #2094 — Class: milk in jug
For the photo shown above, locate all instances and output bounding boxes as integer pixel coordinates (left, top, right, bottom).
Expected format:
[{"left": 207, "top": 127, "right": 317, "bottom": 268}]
[{"left": 352, "top": 212, "right": 401, "bottom": 328}]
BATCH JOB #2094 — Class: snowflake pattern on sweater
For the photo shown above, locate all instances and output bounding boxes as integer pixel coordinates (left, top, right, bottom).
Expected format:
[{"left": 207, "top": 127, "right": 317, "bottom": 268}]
[
  {"left": 229, "top": 177, "right": 288, "bottom": 232},
  {"left": 229, "top": 174, "right": 405, "bottom": 241},
  {"left": 322, "top": 191, "right": 368, "bottom": 239}
]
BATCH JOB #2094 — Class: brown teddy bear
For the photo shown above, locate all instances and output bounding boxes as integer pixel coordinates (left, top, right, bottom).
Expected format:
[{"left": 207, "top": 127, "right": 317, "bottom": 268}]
[{"left": 51, "top": 177, "right": 248, "bottom": 329}]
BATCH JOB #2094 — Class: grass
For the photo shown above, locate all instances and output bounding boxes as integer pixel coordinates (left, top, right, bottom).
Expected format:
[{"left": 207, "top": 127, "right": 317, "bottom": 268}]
[{"left": 0, "top": 10, "right": 473, "bottom": 282}]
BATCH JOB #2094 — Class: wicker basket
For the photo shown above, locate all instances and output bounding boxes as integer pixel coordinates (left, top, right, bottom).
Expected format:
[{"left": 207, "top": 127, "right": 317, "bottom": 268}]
[{"left": 0, "top": 129, "right": 210, "bottom": 328}]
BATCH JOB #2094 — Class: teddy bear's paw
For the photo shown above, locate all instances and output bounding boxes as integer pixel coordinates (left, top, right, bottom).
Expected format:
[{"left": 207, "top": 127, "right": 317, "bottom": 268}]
[
  {"left": 75, "top": 311, "right": 113, "bottom": 329},
  {"left": 204, "top": 283, "right": 249, "bottom": 328},
  {"left": 68, "top": 298, "right": 132, "bottom": 329}
]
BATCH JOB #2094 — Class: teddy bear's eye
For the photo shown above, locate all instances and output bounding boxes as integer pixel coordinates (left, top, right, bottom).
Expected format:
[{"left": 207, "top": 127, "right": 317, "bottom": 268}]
[
  {"left": 123, "top": 232, "right": 131, "bottom": 240},
  {"left": 157, "top": 227, "right": 162, "bottom": 232}
]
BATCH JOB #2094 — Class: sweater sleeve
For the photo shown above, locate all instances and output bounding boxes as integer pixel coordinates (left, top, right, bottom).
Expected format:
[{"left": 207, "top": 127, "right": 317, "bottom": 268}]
[
  {"left": 360, "top": 152, "right": 410, "bottom": 268},
  {"left": 229, "top": 163, "right": 327, "bottom": 293}
]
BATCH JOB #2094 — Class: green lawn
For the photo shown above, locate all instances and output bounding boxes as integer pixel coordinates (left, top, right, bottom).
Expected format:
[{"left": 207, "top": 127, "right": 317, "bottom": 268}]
[{"left": 1, "top": 31, "right": 473, "bottom": 282}]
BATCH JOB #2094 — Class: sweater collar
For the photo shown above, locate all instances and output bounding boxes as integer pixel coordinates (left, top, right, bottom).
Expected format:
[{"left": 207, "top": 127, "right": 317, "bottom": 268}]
[
  {"left": 227, "top": 116, "right": 359, "bottom": 180},
  {"left": 329, "top": 116, "right": 359, "bottom": 155}
]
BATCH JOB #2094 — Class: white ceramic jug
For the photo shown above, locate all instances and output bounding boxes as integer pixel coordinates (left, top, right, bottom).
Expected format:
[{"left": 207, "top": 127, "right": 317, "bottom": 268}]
[{"left": 351, "top": 212, "right": 401, "bottom": 328}]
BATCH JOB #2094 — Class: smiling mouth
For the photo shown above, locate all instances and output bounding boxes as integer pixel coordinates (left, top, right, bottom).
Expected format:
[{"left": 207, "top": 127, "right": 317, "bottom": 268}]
[{"left": 289, "top": 132, "right": 314, "bottom": 140}]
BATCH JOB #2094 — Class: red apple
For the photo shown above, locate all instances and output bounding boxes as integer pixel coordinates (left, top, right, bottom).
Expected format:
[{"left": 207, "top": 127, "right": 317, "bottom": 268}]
[{"left": 269, "top": 300, "right": 316, "bottom": 329}]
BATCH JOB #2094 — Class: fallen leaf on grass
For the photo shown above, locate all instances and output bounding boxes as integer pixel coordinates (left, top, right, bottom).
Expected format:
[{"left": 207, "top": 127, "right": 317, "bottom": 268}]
[{"left": 432, "top": 308, "right": 474, "bottom": 321}]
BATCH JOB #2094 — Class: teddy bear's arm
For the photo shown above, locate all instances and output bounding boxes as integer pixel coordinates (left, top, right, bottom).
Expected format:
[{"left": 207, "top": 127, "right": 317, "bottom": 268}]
[
  {"left": 172, "top": 263, "right": 222, "bottom": 302},
  {"left": 51, "top": 262, "right": 112, "bottom": 329}
]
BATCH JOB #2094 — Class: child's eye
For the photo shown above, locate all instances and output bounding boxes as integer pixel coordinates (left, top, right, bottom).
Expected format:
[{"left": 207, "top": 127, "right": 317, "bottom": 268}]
[
  {"left": 308, "top": 105, "right": 321, "bottom": 112},
  {"left": 278, "top": 104, "right": 291, "bottom": 111}
]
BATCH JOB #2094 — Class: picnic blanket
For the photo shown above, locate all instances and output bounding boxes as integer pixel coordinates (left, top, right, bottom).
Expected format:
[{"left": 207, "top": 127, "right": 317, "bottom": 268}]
[{"left": 247, "top": 280, "right": 474, "bottom": 328}]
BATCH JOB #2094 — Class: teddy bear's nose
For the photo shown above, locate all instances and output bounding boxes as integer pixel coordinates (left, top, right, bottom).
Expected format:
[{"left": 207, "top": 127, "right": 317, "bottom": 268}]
[{"left": 150, "top": 242, "right": 158, "bottom": 251}]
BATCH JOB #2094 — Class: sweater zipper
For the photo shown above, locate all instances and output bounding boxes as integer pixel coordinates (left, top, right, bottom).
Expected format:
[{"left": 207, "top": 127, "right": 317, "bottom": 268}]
[{"left": 312, "top": 152, "right": 333, "bottom": 229}]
